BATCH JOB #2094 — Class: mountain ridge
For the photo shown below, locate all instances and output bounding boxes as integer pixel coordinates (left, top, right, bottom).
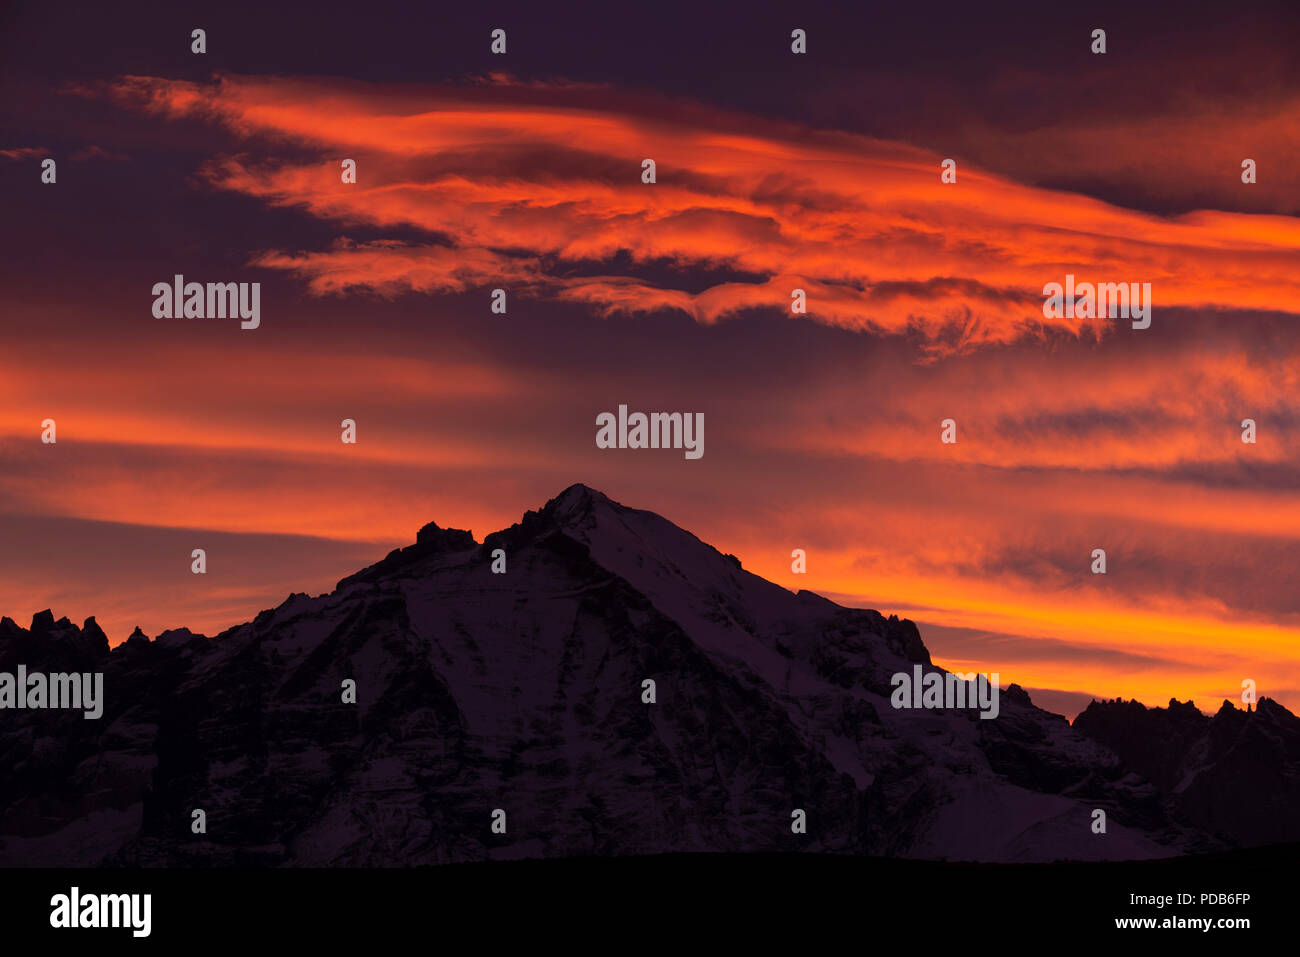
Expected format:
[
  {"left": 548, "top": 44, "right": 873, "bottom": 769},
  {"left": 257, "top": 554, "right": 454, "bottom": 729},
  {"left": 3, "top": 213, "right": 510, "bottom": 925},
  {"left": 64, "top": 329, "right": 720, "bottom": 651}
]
[{"left": 0, "top": 483, "right": 1294, "bottom": 865}]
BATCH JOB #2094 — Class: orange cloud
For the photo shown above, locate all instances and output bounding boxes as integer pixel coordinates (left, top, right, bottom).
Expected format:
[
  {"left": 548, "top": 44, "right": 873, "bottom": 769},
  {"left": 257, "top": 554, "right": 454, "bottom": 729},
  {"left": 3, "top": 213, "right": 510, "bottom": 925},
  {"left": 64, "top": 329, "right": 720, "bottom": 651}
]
[{"left": 96, "top": 74, "right": 1300, "bottom": 355}]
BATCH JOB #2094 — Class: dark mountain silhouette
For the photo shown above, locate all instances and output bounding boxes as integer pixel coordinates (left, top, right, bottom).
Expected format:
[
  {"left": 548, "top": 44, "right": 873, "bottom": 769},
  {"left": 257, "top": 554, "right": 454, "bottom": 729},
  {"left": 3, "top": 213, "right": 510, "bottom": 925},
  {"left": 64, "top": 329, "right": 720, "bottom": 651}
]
[
  {"left": 0, "top": 484, "right": 1290, "bottom": 865},
  {"left": 1073, "top": 695, "right": 1300, "bottom": 847}
]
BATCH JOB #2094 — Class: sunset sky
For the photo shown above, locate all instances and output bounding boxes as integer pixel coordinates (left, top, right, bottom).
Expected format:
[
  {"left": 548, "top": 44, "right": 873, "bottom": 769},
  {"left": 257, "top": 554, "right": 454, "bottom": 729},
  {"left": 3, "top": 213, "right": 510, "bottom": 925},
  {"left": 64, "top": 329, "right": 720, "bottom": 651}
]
[{"left": 2, "top": 0, "right": 1299, "bottom": 719}]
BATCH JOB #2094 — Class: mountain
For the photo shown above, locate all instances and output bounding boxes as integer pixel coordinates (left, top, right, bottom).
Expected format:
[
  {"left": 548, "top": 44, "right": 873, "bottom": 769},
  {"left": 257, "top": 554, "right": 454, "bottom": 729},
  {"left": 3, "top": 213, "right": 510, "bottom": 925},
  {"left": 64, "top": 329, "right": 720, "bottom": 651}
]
[
  {"left": 0, "top": 484, "right": 1286, "bottom": 866},
  {"left": 1073, "top": 695, "right": 1300, "bottom": 847}
]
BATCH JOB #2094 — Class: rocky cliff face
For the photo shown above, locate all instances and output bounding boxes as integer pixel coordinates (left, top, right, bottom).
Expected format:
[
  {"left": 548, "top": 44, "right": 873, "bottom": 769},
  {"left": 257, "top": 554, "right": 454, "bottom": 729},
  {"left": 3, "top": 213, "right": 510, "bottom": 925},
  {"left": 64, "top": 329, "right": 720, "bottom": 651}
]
[
  {"left": 1073, "top": 695, "right": 1300, "bottom": 847},
  {"left": 0, "top": 484, "right": 1277, "bottom": 866}
]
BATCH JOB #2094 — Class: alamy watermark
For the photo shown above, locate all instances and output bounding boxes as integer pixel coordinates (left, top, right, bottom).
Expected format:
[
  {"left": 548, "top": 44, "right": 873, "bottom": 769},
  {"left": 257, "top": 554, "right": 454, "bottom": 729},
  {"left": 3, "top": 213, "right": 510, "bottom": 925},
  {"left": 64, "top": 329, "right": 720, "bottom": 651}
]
[
  {"left": 1042, "top": 274, "right": 1151, "bottom": 329},
  {"left": 0, "top": 666, "right": 103, "bottom": 719},
  {"left": 596, "top": 404, "right": 704, "bottom": 459},
  {"left": 890, "top": 665, "right": 1000, "bottom": 719},
  {"left": 152, "top": 274, "right": 260, "bottom": 329},
  {"left": 50, "top": 887, "right": 150, "bottom": 937}
]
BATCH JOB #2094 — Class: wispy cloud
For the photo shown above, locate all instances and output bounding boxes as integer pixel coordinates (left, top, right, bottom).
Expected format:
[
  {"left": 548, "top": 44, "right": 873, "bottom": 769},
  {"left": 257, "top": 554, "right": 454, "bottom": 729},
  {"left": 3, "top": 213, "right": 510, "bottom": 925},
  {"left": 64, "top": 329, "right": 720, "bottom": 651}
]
[{"left": 94, "top": 73, "right": 1300, "bottom": 355}]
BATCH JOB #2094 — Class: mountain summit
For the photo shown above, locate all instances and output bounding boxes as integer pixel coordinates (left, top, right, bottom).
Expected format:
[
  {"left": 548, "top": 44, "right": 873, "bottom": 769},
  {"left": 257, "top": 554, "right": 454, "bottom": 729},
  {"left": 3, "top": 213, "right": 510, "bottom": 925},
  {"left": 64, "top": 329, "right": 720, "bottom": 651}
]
[{"left": 0, "top": 485, "right": 1291, "bottom": 865}]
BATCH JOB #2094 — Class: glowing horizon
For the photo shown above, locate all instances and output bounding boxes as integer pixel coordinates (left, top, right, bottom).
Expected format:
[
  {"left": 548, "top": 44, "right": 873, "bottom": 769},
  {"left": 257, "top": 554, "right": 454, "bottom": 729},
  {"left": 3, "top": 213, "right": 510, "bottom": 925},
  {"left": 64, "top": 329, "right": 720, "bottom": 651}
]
[{"left": 4, "top": 23, "right": 1299, "bottom": 723}]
